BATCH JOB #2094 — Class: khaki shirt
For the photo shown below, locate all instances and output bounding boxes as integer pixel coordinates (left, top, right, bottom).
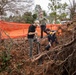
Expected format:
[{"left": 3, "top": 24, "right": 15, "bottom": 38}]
[{"left": 39, "top": 17, "right": 48, "bottom": 26}]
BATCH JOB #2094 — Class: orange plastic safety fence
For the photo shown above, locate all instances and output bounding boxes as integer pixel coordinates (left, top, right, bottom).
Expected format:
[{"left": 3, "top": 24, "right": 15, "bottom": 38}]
[
  {"left": 0, "top": 21, "right": 30, "bottom": 31},
  {"left": 0, "top": 21, "right": 62, "bottom": 39}
]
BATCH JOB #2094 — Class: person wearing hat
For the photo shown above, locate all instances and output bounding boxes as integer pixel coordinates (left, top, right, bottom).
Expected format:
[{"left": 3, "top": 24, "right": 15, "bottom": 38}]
[
  {"left": 38, "top": 11, "right": 49, "bottom": 38},
  {"left": 45, "top": 28, "right": 59, "bottom": 50},
  {"left": 27, "top": 20, "right": 40, "bottom": 58}
]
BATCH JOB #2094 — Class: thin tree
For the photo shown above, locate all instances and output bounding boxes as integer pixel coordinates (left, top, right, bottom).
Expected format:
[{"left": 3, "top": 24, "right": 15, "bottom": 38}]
[
  {"left": 0, "top": 0, "right": 34, "bottom": 20},
  {"left": 68, "top": 0, "right": 76, "bottom": 19},
  {"left": 48, "top": 0, "right": 68, "bottom": 23}
]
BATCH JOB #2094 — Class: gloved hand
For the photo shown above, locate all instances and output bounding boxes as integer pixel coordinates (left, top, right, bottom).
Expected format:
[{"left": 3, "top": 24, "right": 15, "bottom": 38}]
[
  {"left": 34, "top": 38, "right": 37, "bottom": 42},
  {"left": 45, "top": 45, "right": 50, "bottom": 50}
]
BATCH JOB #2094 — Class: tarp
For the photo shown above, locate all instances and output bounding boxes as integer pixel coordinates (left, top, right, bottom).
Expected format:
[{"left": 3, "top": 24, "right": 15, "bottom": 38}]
[{"left": 0, "top": 21, "right": 62, "bottom": 39}]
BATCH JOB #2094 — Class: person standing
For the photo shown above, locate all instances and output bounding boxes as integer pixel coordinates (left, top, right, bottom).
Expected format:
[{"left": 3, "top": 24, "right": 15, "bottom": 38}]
[
  {"left": 38, "top": 11, "right": 49, "bottom": 38},
  {"left": 27, "top": 20, "right": 39, "bottom": 58}
]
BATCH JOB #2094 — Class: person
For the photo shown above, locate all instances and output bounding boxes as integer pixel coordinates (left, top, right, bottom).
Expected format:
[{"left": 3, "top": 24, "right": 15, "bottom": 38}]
[
  {"left": 45, "top": 29, "right": 59, "bottom": 50},
  {"left": 27, "top": 20, "right": 39, "bottom": 58},
  {"left": 38, "top": 11, "right": 48, "bottom": 38}
]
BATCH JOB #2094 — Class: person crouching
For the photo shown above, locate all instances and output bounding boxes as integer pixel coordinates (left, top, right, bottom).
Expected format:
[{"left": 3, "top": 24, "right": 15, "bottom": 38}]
[{"left": 45, "top": 29, "right": 59, "bottom": 50}]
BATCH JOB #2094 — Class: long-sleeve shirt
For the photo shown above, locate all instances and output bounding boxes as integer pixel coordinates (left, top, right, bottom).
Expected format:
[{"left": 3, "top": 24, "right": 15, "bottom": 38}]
[{"left": 38, "top": 17, "right": 48, "bottom": 26}]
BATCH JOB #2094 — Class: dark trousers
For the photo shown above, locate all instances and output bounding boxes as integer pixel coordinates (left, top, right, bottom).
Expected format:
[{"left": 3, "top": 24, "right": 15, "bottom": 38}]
[
  {"left": 40, "top": 25, "right": 47, "bottom": 38},
  {"left": 50, "top": 34, "right": 59, "bottom": 45}
]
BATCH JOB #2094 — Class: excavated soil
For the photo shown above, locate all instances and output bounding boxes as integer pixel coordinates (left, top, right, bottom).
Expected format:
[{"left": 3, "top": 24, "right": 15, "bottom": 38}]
[{"left": 0, "top": 21, "right": 76, "bottom": 75}]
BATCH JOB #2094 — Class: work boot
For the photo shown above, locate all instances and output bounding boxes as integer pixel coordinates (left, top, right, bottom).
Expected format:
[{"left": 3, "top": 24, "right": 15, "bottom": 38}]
[{"left": 45, "top": 45, "right": 50, "bottom": 50}]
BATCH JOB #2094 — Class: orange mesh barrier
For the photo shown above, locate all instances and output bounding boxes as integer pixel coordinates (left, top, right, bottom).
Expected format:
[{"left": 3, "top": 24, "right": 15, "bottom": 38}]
[
  {"left": 0, "top": 21, "right": 30, "bottom": 31},
  {"left": 0, "top": 21, "right": 62, "bottom": 39}
]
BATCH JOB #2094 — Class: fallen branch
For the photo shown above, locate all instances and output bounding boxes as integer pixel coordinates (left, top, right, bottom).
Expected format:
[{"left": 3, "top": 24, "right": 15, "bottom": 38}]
[
  {"left": 62, "top": 35, "right": 75, "bottom": 47},
  {"left": 31, "top": 33, "right": 75, "bottom": 63},
  {"left": 31, "top": 45, "right": 62, "bottom": 62},
  {"left": 57, "top": 49, "right": 76, "bottom": 66},
  {"left": 72, "top": 71, "right": 76, "bottom": 75},
  {"left": 0, "top": 28, "right": 13, "bottom": 44}
]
